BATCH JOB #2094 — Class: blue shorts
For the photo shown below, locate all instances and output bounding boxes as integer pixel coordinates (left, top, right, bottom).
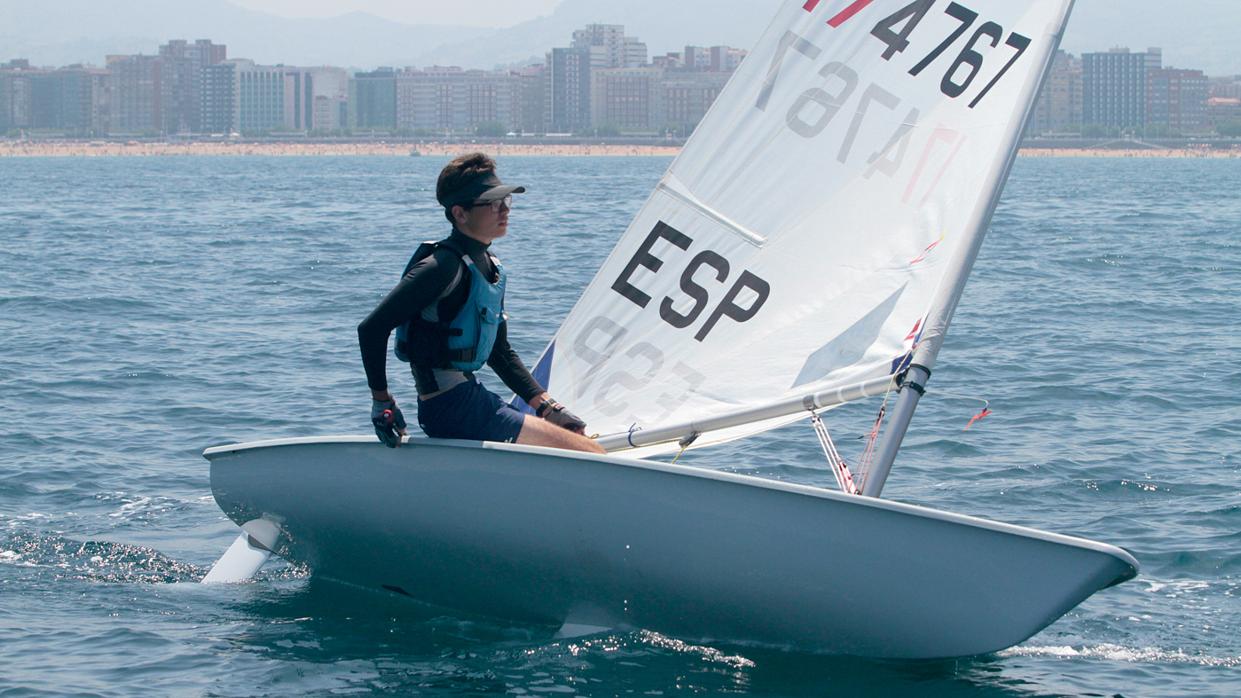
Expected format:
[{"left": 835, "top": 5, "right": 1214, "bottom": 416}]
[{"left": 417, "top": 378, "right": 527, "bottom": 443}]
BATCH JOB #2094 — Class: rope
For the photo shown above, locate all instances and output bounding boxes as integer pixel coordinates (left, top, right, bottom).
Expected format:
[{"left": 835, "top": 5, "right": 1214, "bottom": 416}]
[
  {"left": 932, "top": 390, "right": 993, "bottom": 430},
  {"left": 810, "top": 412, "right": 859, "bottom": 495},
  {"left": 670, "top": 431, "right": 699, "bottom": 465},
  {"left": 854, "top": 376, "right": 899, "bottom": 493}
]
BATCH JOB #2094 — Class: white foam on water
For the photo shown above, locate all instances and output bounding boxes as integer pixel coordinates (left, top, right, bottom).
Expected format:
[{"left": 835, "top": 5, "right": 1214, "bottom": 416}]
[
  {"left": 2, "top": 512, "right": 51, "bottom": 529},
  {"left": 1142, "top": 579, "right": 1212, "bottom": 598},
  {"left": 109, "top": 495, "right": 152, "bottom": 518},
  {"left": 0, "top": 549, "right": 35, "bottom": 567},
  {"left": 636, "top": 630, "right": 757, "bottom": 669},
  {"left": 1003, "top": 644, "right": 1241, "bottom": 668}
]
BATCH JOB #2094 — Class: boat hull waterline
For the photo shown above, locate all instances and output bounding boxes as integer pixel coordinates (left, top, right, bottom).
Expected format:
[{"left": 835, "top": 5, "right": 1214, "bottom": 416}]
[{"left": 204, "top": 437, "right": 1137, "bottom": 659}]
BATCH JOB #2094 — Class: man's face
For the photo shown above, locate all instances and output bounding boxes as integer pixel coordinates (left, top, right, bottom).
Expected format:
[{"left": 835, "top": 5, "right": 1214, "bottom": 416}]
[{"left": 456, "top": 196, "right": 511, "bottom": 243}]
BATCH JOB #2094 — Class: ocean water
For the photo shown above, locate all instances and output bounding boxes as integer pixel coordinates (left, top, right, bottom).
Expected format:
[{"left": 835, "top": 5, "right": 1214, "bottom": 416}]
[{"left": 1, "top": 154, "right": 1237, "bottom": 697}]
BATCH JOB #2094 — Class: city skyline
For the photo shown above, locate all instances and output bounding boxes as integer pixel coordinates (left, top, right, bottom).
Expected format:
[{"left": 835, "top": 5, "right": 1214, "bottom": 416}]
[
  {"left": 226, "top": 0, "right": 562, "bottom": 27},
  {"left": 3, "top": 0, "right": 1240, "bottom": 75},
  {"left": 4, "top": 16, "right": 1240, "bottom": 140}
]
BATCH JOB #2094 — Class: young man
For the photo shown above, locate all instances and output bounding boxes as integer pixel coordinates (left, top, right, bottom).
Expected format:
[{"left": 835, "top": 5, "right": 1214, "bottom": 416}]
[{"left": 357, "top": 153, "right": 605, "bottom": 454}]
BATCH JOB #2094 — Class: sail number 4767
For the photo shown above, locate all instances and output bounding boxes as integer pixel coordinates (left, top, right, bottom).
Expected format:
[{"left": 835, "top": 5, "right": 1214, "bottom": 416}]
[{"left": 767, "top": 0, "right": 1033, "bottom": 114}]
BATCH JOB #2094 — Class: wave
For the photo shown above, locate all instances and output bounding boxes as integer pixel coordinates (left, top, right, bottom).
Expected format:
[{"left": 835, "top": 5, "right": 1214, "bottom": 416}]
[
  {"left": 1003, "top": 644, "right": 1241, "bottom": 668},
  {"left": 0, "top": 529, "right": 202, "bottom": 584}
]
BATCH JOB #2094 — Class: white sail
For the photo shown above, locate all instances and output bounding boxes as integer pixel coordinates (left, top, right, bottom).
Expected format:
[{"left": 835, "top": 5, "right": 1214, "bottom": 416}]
[{"left": 528, "top": 0, "right": 1074, "bottom": 453}]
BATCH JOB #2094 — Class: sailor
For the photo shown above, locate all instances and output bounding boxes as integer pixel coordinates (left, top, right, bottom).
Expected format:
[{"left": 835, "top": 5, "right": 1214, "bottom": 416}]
[{"left": 358, "top": 152, "right": 605, "bottom": 454}]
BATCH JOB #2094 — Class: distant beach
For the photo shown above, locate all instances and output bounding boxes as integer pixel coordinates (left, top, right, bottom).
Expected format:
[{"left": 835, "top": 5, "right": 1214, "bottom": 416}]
[
  {"left": 0, "top": 141, "right": 682, "bottom": 158},
  {"left": 1019, "top": 146, "right": 1241, "bottom": 158},
  {"left": 1, "top": 140, "right": 1239, "bottom": 158}
]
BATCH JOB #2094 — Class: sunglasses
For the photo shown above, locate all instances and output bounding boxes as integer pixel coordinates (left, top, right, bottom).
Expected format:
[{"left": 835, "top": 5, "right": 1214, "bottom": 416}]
[{"left": 468, "top": 195, "right": 512, "bottom": 213}]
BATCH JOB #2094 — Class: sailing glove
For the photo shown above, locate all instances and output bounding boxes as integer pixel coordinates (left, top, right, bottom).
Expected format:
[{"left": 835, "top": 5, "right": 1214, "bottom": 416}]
[
  {"left": 371, "top": 399, "right": 407, "bottom": 448},
  {"left": 537, "top": 398, "right": 587, "bottom": 435}
]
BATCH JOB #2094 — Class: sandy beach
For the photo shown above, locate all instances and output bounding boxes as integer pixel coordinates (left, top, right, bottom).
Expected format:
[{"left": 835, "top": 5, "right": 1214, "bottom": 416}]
[
  {"left": 0, "top": 141, "right": 683, "bottom": 158},
  {"left": 1019, "top": 146, "right": 1241, "bottom": 158},
  {"left": 1, "top": 140, "right": 1239, "bottom": 158}
]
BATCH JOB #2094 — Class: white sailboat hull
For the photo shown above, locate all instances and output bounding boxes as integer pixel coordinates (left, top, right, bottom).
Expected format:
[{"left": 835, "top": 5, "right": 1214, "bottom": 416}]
[{"left": 205, "top": 437, "right": 1137, "bottom": 659}]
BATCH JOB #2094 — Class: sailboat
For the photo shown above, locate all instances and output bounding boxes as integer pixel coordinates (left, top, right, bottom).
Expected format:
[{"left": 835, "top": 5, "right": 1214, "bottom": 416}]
[{"left": 203, "top": 0, "right": 1137, "bottom": 658}]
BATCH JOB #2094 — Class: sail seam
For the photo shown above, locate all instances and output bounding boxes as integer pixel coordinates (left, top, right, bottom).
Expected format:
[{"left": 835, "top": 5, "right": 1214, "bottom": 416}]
[{"left": 655, "top": 180, "right": 767, "bottom": 247}]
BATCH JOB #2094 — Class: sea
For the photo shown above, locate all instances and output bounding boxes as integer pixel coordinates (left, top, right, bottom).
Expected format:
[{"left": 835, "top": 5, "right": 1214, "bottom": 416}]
[{"left": 1, "top": 154, "right": 1237, "bottom": 697}]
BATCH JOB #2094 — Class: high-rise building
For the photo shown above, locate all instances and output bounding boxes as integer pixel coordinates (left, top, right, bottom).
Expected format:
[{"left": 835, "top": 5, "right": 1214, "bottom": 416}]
[
  {"left": 106, "top": 54, "right": 163, "bottom": 134},
  {"left": 1147, "top": 68, "right": 1208, "bottom": 134},
  {"left": 28, "top": 66, "right": 109, "bottom": 134},
  {"left": 572, "top": 24, "right": 646, "bottom": 69},
  {"left": 221, "top": 62, "right": 315, "bottom": 134},
  {"left": 307, "top": 67, "right": 349, "bottom": 132},
  {"left": 652, "top": 53, "right": 684, "bottom": 70},
  {"left": 349, "top": 68, "right": 397, "bottom": 131},
  {"left": 282, "top": 68, "right": 315, "bottom": 131},
  {"left": 0, "top": 64, "right": 37, "bottom": 132},
  {"left": 683, "top": 46, "right": 712, "bottom": 71},
  {"left": 159, "top": 39, "right": 227, "bottom": 133},
  {"left": 624, "top": 38, "right": 649, "bottom": 69},
  {"left": 1207, "top": 97, "right": 1241, "bottom": 131},
  {"left": 1082, "top": 47, "right": 1160, "bottom": 131},
  {"left": 30, "top": 72, "right": 60, "bottom": 128},
  {"left": 1029, "top": 50, "right": 1082, "bottom": 134},
  {"left": 708, "top": 46, "right": 747, "bottom": 73},
  {"left": 85, "top": 68, "right": 111, "bottom": 133},
  {"left": 591, "top": 67, "right": 664, "bottom": 133},
  {"left": 396, "top": 67, "right": 519, "bottom": 135},
  {"left": 515, "top": 64, "right": 546, "bottom": 134},
  {"left": 201, "top": 61, "right": 240, "bottom": 134},
  {"left": 546, "top": 47, "right": 592, "bottom": 133},
  {"left": 237, "top": 62, "right": 287, "bottom": 133},
  {"left": 1209, "top": 76, "right": 1241, "bottom": 100},
  {"left": 551, "top": 24, "right": 652, "bottom": 132},
  {"left": 661, "top": 70, "right": 730, "bottom": 135}
]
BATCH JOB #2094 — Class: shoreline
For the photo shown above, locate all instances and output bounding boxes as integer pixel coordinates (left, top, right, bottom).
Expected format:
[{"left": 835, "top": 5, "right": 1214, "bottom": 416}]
[
  {"left": 1, "top": 141, "right": 1239, "bottom": 159},
  {"left": 0, "top": 141, "right": 683, "bottom": 158}
]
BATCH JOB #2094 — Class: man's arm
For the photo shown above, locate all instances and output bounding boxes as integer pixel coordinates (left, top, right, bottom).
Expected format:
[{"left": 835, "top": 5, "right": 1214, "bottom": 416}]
[
  {"left": 357, "top": 252, "right": 459, "bottom": 397},
  {"left": 487, "top": 326, "right": 589, "bottom": 435},
  {"left": 486, "top": 321, "right": 547, "bottom": 409}
]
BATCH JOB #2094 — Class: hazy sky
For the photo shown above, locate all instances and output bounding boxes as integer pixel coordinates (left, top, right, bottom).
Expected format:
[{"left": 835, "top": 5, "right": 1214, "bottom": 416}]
[
  {"left": 3, "top": 0, "right": 1237, "bottom": 74},
  {"left": 228, "top": 0, "right": 563, "bottom": 27}
]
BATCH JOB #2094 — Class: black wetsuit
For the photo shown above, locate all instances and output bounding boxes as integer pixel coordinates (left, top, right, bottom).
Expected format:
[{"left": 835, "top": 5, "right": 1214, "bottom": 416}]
[{"left": 357, "top": 230, "right": 544, "bottom": 405}]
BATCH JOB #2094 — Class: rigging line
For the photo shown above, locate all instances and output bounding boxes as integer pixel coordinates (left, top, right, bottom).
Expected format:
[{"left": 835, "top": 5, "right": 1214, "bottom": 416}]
[
  {"left": 856, "top": 375, "right": 898, "bottom": 492},
  {"left": 920, "top": 389, "right": 992, "bottom": 430},
  {"left": 670, "top": 431, "right": 700, "bottom": 465},
  {"left": 931, "top": 390, "right": 990, "bottom": 407},
  {"left": 810, "top": 411, "right": 858, "bottom": 494}
]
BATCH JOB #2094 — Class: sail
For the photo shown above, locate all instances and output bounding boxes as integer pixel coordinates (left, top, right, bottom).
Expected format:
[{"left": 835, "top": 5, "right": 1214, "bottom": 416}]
[{"left": 529, "top": 0, "right": 1073, "bottom": 453}]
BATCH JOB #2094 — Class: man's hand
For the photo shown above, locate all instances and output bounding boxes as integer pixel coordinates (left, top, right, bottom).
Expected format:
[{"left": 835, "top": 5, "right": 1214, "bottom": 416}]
[
  {"left": 371, "top": 398, "right": 408, "bottom": 448},
  {"left": 536, "top": 398, "right": 587, "bottom": 435}
]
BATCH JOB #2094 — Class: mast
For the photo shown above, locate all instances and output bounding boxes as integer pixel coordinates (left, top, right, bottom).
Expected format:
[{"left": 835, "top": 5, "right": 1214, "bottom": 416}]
[{"left": 861, "top": 1, "right": 1077, "bottom": 498}]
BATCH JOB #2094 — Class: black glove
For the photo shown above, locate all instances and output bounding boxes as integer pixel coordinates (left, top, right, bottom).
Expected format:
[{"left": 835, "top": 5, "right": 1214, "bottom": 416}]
[
  {"left": 371, "top": 399, "right": 407, "bottom": 448},
  {"left": 537, "top": 398, "right": 587, "bottom": 435}
]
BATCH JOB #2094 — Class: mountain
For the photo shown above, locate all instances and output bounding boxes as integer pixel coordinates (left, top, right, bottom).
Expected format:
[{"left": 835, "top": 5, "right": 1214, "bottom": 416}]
[
  {"left": 413, "top": 0, "right": 1241, "bottom": 76},
  {"left": 0, "top": 0, "right": 486, "bottom": 69},
  {"left": 0, "top": 0, "right": 785, "bottom": 70},
  {"left": 1061, "top": 0, "right": 1241, "bottom": 75},
  {"left": 412, "top": 0, "right": 783, "bottom": 68},
  {"left": 2, "top": 0, "right": 1238, "bottom": 76}
]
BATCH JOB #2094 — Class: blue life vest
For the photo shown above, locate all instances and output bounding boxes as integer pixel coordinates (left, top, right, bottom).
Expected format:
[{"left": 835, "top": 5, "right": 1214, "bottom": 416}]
[
  {"left": 394, "top": 241, "right": 506, "bottom": 373},
  {"left": 444, "top": 253, "right": 506, "bottom": 371}
]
